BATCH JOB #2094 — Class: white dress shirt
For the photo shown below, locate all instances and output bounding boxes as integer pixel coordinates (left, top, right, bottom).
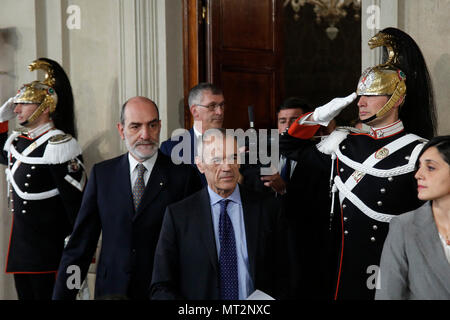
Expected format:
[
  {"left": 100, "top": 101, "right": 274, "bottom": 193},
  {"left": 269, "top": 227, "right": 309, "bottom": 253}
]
[
  {"left": 128, "top": 152, "right": 158, "bottom": 187},
  {"left": 193, "top": 126, "right": 202, "bottom": 141},
  {"left": 278, "top": 155, "right": 297, "bottom": 179},
  {"left": 438, "top": 233, "right": 450, "bottom": 264},
  {"left": 192, "top": 126, "right": 203, "bottom": 157}
]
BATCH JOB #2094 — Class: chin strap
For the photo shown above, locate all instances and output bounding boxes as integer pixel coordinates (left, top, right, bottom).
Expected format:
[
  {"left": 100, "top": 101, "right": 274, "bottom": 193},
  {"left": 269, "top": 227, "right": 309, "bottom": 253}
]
[
  {"left": 21, "top": 94, "right": 55, "bottom": 126},
  {"left": 362, "top": 81, "right": 406, "bottom": 124}
]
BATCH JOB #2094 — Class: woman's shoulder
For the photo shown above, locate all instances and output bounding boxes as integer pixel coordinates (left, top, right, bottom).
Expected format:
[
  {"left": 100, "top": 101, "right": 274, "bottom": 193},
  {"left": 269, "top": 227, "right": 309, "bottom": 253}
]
[{"left": 390, "top": 202, "right": 431, "bottom": 228}]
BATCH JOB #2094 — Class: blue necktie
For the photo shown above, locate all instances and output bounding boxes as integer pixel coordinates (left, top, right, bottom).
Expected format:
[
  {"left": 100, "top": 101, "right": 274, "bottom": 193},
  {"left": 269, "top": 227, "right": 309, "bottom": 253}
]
[
  {"left": 280, "top": 157, "right": 291, "bottom": 183},
  {"left": 218, "top": 199, "right": 239, "bottom": 300}
]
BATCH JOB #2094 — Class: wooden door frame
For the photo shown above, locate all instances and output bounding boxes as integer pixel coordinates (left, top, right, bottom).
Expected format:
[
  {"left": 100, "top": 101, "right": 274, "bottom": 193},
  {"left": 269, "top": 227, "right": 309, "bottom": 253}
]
[
  {"left": 182, "top": 0, "right": 205, "bottom": 129},
  {"left": 182, "top": 0, "right": 284, "bottom": 129}
]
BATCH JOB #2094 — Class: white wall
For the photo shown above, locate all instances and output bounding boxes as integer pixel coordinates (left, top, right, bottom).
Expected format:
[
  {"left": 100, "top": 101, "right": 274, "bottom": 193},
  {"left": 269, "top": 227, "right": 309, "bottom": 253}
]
[
  {"left": 65, "top": 0, "right": 122, "bottom": 170},
  {"left": 0, "top": 0, "right": 41, "bottom": 300},
  {"left": 398, "top": 0, "right": 450, "bottom": 135}
]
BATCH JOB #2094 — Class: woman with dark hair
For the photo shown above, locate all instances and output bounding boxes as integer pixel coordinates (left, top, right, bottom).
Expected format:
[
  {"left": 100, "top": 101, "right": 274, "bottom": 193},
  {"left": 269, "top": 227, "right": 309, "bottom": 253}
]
[{"left": 376, "top": 136, "right": 450, "bottom": 300}]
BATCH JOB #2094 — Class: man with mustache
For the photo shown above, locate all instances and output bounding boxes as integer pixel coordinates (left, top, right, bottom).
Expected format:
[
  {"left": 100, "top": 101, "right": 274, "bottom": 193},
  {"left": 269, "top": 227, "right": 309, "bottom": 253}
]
[
  {"left": 160, "top": 83, "right": 225, "bottom": 185},
  {"left": 151, "top": 128, "right": 289, "bottom": 300},
  {"left": 53, "top": 97, "right": 202, "bottom": 300}
]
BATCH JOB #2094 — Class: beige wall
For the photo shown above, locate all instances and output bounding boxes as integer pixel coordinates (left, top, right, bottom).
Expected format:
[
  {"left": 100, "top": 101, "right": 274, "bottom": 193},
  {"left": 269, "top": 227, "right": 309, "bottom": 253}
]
[
  {"left": 398, "top": 0, "right": 450, "bottom": 135},
  {"left": 0, "top": 0, "right": 39, "bottom": 300},
  {"left": 65, "top": 0, "right": 184, "bottom": 171},
  {"left": 66, "top": 0, "right": 122, "bottom": 171}
]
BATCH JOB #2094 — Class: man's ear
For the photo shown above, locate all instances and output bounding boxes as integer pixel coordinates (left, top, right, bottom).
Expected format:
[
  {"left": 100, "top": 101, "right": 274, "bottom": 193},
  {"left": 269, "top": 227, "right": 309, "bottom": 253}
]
[
  {"left": 41, "top": 106, "right": 51, "bottom": 121},
  {"left": 394, "top": 95, "right": 406, "bottom": 108},
  {"left": 195, "top": 155, "right": 205, "bottom": 173},
  {"left": 117, "top": 122, "right": 125, "bottom": 140},
  {"left": 190, "top": 105, "right": 198, "bottom": 119}
]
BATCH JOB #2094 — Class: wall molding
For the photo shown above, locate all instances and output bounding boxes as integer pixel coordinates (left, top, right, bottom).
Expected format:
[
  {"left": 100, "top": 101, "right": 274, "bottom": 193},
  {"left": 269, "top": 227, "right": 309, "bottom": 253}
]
[
  {"left": 361, "top": 0, "right": 398, "bottom": 71},
  {"left": 118, "top": 0, "right": 181, "bottom": 141},
  {"left": 118, "top": 0, "right": 161, "bottom": 104}
]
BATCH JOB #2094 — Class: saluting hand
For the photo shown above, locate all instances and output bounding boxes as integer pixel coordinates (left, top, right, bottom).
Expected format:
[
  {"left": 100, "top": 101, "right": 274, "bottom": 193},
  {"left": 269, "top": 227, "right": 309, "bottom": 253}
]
[
  {"left": 309, "top": 92, "right": 357, "bottom": 126},
  {"left": 0, "top": 96, "right": 16, "bottom": 122}
]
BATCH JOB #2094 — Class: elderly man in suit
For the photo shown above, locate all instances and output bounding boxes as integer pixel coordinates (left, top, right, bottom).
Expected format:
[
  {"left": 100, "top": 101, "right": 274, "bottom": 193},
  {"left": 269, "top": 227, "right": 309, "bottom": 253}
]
[
  {"left": 52, "top": 97, "right": 202, "bottom": 300},
  {"left": 160, "top": 83, "right": 225, "bottom": 186},
  {"left": 151, "top": 128, "right": 288, "bottom": 300}
]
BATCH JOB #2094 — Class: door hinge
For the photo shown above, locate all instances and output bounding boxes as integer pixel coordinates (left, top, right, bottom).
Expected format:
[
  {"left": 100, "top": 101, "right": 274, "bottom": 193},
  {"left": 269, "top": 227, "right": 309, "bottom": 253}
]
[{"left": 202, "top": 6, "right": 207, "bottom": 20}]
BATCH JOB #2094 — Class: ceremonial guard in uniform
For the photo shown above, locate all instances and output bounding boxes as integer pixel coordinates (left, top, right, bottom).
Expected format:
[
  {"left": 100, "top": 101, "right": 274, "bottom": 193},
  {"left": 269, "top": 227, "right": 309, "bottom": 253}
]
[
  {"left": 0, "top": 58, "right": 86, "bottom": 300},
  {"left": 282, "top": 28, "right": 437, "bottom": 300}
]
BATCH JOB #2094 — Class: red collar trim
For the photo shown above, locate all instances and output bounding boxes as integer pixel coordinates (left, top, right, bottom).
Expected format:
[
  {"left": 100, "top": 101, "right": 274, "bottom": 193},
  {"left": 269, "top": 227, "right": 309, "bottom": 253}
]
[
  {"left": 349, "top": 120, "right": 404, "bottom": 140},
  {"left": 19, "top": 129, "right": 52, "bottom": 141}
]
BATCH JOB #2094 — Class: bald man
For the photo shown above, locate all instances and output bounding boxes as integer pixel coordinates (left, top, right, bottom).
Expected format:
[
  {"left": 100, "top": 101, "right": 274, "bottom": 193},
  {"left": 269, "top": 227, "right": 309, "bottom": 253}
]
[{"left": 53, "top": 97, "right": 202, "bottom": 300}]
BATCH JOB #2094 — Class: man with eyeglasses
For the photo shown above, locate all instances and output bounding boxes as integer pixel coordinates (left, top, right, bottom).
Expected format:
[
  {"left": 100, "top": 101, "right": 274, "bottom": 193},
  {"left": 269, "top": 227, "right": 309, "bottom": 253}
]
[
  {"left": 160, "top": 83, "right": 225, "bottom": 185},
  {"left": 151, "top": 129, "right": 289, "bottom": 300}
]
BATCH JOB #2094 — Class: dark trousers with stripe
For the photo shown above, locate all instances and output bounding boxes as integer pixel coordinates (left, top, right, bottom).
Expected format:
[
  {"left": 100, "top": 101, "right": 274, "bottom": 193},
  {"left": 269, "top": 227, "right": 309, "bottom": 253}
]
[{"left": 13, "top": 273, "right": 56, "bottom": 300}]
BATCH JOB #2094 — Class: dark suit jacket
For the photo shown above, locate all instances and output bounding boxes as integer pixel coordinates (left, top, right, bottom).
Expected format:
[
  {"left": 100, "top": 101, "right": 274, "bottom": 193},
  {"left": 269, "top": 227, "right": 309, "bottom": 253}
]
[
  {"left": 160, "top": 127, "right": 207, "bottom": 186},
  {"left": 150, "top": 185, "right": 289, "bottom": 300},
  {"left": 52, "top": 151, "right": 202, "bottom": 300}
]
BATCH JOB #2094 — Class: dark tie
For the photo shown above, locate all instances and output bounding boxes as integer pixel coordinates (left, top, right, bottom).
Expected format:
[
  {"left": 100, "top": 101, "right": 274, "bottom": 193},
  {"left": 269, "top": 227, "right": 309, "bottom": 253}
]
[
  {"left": 218, "top": 199, "right": 239, "bottom": 300},
  {"left": 132, "top": 163, "right": 146, "bottom": 211},
  {"left": 280, "top": 157, "right": 291, "bottom": 183}
]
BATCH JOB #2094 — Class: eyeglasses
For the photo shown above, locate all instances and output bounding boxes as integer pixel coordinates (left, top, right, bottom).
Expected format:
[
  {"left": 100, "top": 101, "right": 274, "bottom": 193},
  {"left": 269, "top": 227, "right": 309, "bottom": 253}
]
[{"left": 196, "top": 101, "right": 226, "bottom": 111}]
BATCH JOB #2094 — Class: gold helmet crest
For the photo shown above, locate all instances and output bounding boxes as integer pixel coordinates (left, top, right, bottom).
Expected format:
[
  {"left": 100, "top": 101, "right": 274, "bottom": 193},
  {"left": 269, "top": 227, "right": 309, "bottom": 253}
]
[{"left": 13, "top": 59, "right": 58, "bottom": 125}]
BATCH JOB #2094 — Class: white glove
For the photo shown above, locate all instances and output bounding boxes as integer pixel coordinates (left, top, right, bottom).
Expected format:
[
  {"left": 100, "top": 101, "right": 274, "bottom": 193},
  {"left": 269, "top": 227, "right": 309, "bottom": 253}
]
[
  {"left": 0, "top": 97, "right": 16, "bottom": 122},
  {"left": 311, "top": 92, "right": 357, "bottom": 126}
]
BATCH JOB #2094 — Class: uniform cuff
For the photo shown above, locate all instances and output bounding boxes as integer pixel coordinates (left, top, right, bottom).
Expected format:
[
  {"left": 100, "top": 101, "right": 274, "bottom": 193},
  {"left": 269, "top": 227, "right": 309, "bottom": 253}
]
[
  {"left": 0, "top": 121, "right": 8, "bottom": 134},
  {"left": 288, "top": 113, "right": 320, "bottom": 139}
]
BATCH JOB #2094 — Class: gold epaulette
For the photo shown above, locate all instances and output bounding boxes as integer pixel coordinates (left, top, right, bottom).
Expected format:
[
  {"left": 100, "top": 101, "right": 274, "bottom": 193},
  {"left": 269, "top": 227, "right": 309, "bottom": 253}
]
[{"left": 49, "top": 134, "right": 73, "bottom": 145}]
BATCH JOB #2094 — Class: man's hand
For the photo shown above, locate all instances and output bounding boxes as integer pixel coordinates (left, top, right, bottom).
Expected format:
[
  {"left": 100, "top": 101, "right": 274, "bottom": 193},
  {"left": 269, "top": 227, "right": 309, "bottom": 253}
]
[
  {"left": 310, "top": 92, "right": 357, "bottom": 126},
  {"left": 261, "top": 173, "right": 287, "bottom": 195},
  {"left": 0, "top": 97, "right": 16, "bottom": 122}
]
